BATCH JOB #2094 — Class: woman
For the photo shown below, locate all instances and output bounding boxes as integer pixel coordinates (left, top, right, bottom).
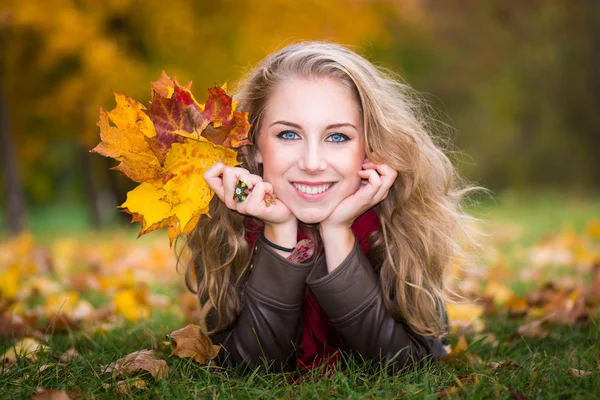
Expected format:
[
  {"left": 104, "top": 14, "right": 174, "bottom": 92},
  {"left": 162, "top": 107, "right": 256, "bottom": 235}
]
[{"left": 186, "top": 41, "right": 479, "bottom": 372}]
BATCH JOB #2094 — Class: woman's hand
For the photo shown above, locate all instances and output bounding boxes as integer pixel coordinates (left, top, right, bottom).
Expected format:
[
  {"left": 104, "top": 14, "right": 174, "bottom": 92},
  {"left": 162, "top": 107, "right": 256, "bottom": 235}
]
[
  {"left": 321, "top": 158, "right": 397, "bottom": 231},
  {"left": 204, "top": 162, "right": 295, "bottom": 227},
  {"left": 319, "top": 158, "right": 397, "bottom": 272}
]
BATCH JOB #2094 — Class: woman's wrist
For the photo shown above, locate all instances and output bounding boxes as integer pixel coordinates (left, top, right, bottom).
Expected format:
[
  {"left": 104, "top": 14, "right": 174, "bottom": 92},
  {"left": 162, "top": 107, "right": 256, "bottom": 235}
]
[{"left": 319, "top": 224, "right": 355, "bottom": 273}]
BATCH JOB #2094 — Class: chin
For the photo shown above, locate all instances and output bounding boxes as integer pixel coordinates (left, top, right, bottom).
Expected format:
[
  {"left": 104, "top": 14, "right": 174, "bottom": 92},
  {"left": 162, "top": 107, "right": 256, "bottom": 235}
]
[{"left": 291, "top": 207, "right": 331, "bottom": 225}]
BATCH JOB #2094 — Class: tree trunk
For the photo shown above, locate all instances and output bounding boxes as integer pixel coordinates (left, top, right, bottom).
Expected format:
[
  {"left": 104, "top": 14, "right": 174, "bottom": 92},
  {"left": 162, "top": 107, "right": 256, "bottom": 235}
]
[{"left": 0, "top": 78, "right": 26, "bottom": 233}]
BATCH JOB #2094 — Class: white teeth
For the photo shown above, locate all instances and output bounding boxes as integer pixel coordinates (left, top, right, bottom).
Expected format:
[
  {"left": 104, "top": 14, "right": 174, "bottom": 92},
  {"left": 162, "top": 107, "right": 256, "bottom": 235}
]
[{"left": 293, "top": 183, "right": 333, "bottom": 195}]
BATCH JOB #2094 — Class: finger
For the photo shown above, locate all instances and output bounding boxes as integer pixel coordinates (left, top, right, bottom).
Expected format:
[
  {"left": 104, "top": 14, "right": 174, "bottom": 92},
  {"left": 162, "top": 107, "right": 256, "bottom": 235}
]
[
  {"left": 237, "top": 173, "right": 263, "bottom": 190},
  {"left": 373, "top": 164, "right": 397, "bottom": 201},
  {"left": 357, "top": 169, "right": 382, "bottom": 201},
  {"left": 203, "top": 162, "right": 226, "bottom": 201},
  {"left": 244, "top": 181, "right": 274, "bottom": 214}
]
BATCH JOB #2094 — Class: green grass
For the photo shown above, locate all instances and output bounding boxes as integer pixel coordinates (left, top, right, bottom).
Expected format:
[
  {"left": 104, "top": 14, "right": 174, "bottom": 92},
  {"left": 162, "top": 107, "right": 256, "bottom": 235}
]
[
  {"left": 1, "top": 191, "right": 600, "bottom": 399},
  {"left": 1, "top": 315, "right": 598, "bottom": 398}
]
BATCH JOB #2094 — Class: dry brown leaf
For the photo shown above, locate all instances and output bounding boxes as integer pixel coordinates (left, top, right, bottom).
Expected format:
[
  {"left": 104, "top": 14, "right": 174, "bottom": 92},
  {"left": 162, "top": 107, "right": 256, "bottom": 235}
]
[
  {"left": 56, "top": 348, "right": 82, "bottom": 364},
  {"left": 526, "top": 282, "right": 557, "bottom": 307},
  {"left": 488, "top": 360, "right": 519, "bottom": 371},
  {"left": 518, "top": 319, "right": 549, "bottom": 339},
  {"left": 169, "top": 324, "right": 220, "bottom": 363},
  {"left": 568, "top": 368, "right": 593, "bottom": 378},
  {"left": 102, "top": 349, "right": 168, "bottom": 380},
  {"left": 544, "top": 289, "right": 587, "bottom": 325},
  {"left": 508, "top": 385, "right": 528, "bottom": 400},
  {"left": 31, "top": 388, "right": 71, "bottom": 400},
  {"left": 103, "top": 378, "right": 147, "bottom": 396}
]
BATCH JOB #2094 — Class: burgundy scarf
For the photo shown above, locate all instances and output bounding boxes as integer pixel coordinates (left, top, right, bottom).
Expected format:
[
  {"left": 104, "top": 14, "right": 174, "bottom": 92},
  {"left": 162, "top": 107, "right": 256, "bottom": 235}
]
[{"left": 244, "top": 209, "right": 381, "bottom": 370}]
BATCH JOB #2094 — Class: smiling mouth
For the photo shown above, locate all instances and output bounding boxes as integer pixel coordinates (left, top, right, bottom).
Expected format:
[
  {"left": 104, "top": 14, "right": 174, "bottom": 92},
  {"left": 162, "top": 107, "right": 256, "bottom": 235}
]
[{"left": 291, "top": 182, "right": 334, "bottom": 195}]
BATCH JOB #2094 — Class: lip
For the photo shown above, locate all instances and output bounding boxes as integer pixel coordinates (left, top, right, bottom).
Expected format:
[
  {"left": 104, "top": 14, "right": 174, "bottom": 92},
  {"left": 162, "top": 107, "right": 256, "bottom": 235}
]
[
  {"left": 291, "top": 181, "right": 333, "bottom": 186},
  {"left": 291, "top": 182, "right": 336, "bottom": 201}
]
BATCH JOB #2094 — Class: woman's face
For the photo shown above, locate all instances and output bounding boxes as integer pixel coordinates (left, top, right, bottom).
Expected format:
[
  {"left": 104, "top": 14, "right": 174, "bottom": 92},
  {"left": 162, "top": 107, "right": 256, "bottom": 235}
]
[{"left": 255, "top": 76, "right": 366, "bottom": 224}]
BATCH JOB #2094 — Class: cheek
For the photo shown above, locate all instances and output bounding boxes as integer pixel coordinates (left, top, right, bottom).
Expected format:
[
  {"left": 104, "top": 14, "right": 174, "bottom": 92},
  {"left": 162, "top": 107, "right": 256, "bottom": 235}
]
[{"left": 261, "top": 151, "right": 291, "bottom": 181}]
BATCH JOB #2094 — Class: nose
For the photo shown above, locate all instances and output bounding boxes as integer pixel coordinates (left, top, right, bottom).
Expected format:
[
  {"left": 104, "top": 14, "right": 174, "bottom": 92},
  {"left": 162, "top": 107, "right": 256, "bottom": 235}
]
[{"left": 298, "top": 141, "right": 327, "bottom": 173}]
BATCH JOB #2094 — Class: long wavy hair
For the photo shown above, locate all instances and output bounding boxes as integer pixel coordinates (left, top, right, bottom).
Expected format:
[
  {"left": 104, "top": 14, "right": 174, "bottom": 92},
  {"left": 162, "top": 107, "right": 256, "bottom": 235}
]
[{"left": 184, "top": 41, "right": 484, "bottom": 338}]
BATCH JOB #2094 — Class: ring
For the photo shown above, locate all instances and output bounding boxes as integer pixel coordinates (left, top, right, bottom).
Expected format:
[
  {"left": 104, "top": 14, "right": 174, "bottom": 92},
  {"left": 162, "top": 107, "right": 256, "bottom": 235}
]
[{"left": 233, "top": 179, "right": 250, "bottom": 203}]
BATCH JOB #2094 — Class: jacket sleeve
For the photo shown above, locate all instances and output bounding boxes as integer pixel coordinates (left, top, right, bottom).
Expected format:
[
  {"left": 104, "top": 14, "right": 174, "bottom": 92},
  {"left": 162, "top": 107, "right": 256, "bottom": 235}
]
[
  {"left": 205, "top": 236, "right": 312, "bottom": 371},
  {"left": 305, "top": 239, "right": 448, "bottom": 372}
]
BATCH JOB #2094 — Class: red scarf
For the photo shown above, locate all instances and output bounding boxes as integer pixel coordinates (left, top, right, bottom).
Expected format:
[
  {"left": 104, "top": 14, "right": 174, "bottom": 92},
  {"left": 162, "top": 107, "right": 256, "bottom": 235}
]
[{"left": 244, "top": 209, "right": 381, "bottom": 371}]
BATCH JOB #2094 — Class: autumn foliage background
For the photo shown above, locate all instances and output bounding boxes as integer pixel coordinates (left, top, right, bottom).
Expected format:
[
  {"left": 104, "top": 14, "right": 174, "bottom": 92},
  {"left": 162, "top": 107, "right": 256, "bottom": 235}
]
[{"left": 0, "top": 0, "right": 600, "bottom": 397}]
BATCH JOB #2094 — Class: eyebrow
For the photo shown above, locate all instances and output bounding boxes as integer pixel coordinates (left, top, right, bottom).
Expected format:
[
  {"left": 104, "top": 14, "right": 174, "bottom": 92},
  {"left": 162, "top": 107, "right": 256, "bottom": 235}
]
[{"left": 269, "top": 120, "right": 357, "bottom": 130}]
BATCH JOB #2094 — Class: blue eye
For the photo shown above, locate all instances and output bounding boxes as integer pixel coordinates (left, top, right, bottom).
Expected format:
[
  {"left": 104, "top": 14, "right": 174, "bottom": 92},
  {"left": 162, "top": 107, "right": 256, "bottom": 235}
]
[
  {"left": 327, "top": 133, "right": 349, "bottom": 143},
  {"left": 277, "top": 130, "right": 299, "bottom": 140}
]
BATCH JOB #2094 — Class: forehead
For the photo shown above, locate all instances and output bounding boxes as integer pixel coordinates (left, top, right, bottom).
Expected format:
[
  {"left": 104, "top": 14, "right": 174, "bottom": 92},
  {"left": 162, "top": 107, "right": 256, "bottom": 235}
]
[{"left": 263, "top": 76, "right": 362, "bottom": 126}]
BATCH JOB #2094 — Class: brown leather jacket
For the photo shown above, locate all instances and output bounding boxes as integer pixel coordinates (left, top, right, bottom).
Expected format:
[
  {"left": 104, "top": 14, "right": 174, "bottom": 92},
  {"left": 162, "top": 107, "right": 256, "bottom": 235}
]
[{"left": 206, "top": 235, "right": 448, "bottom": 372}]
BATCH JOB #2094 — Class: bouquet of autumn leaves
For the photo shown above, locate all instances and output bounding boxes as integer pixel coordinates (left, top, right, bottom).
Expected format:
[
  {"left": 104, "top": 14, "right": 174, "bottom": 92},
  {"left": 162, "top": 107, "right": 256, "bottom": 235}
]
[{"left": 92, "top": 72, "right": 251, "bottom": 244}]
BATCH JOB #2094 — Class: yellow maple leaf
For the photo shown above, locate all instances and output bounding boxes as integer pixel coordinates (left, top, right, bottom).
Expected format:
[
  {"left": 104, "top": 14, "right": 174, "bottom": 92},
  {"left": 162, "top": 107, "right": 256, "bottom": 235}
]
[
  {"left": 114, "top": 289, "right": 150, "bottom": 322},
  {"left": 92, "top": 93, "right": 162, "bottom": 183},
  {"left": 121, "top": 138, "right": 238, "bottom": 244},
  {"left": 44, "top": 291, "right": 80, "bottom": 317},
  {"left": 0, "top": 265, "right": 20, "bottom": 299},
  {"left": 484, "top": 281, "right": 514, "bottom": 304},
  {"left": 1, "top": 338, "right": 48, "bottom": 365}
]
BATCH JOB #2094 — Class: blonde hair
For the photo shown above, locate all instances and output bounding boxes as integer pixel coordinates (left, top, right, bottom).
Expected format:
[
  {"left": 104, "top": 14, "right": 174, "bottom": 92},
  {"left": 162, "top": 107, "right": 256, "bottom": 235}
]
[{"left": 185, "top": 41, "right": 484, "bottom": 337}]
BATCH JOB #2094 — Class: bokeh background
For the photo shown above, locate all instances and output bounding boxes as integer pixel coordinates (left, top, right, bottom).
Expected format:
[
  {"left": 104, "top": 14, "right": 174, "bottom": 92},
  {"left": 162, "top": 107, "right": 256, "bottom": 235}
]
[{"left": 1, "top": 0, "right": 599, "bottom": 235}]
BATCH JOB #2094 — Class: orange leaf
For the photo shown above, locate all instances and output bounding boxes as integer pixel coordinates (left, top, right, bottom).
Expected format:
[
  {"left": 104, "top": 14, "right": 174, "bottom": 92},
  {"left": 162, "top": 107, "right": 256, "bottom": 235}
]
[
  {"left": 169, "top": 324, "right": 220, "bottom": 364},
  {"left": 151, "top": 70, "right": 193, "bottom": 99}
]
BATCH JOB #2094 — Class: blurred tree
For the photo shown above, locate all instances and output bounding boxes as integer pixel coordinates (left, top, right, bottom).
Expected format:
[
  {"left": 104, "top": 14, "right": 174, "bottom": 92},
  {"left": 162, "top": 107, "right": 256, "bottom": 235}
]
[
  {"left": 419, "top": 0, "right": 600, "bottom": 190},
  {"left": 0, "top": 0, "right": 150, "bottom": 230}
]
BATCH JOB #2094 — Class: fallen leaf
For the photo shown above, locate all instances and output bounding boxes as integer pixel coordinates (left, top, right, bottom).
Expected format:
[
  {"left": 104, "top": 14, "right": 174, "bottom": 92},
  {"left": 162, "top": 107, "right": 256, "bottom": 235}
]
[
  {"left": 1, "top": 338, "right": 48, "bottom": 366},
  {"left": 102, "top": 349, "right": 168, "bottom": 380},
  {"left": 169, "top": 324, "right": 220, "bottom": 363},
  {"left": 503, "top": 296, "right": 529, "bottom": 317},
  {"left": 544, "top": 289, "right": 587, "bottom": 325},
  {"left": 484, "top": 281, "right": 514, "bottom": 304},
  {"left": 103, "top": 377, "right": 148, "bottom": 396},
  {"left": 446, "top": 302, "right": 485, "bottom": 334},
  {"left": 113, "top": 289, "right": 150, "bottom": 322},
  {"left": 508, "top": 385, "right": 528, "bottom": 400},
  {"left": 518, "top": 319, "right": 549, "bottom": 339},
  {"left": 31, "top": 388, "right": 71, "bottom": 400},
  {"left": 0, "top": 265, "right": 19, "bottom": 298},
  {"left": 56, "top": 348, "right": 82, "bottom": 364},
  {"left": 446, "top": 335, "right": 468, "bottom": 359},
  {"left": 488, "top": 360, "right": 519, "bottom": 371},
  {"left": 568, "top": 368, "right": 593, "bottom": 378}
]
